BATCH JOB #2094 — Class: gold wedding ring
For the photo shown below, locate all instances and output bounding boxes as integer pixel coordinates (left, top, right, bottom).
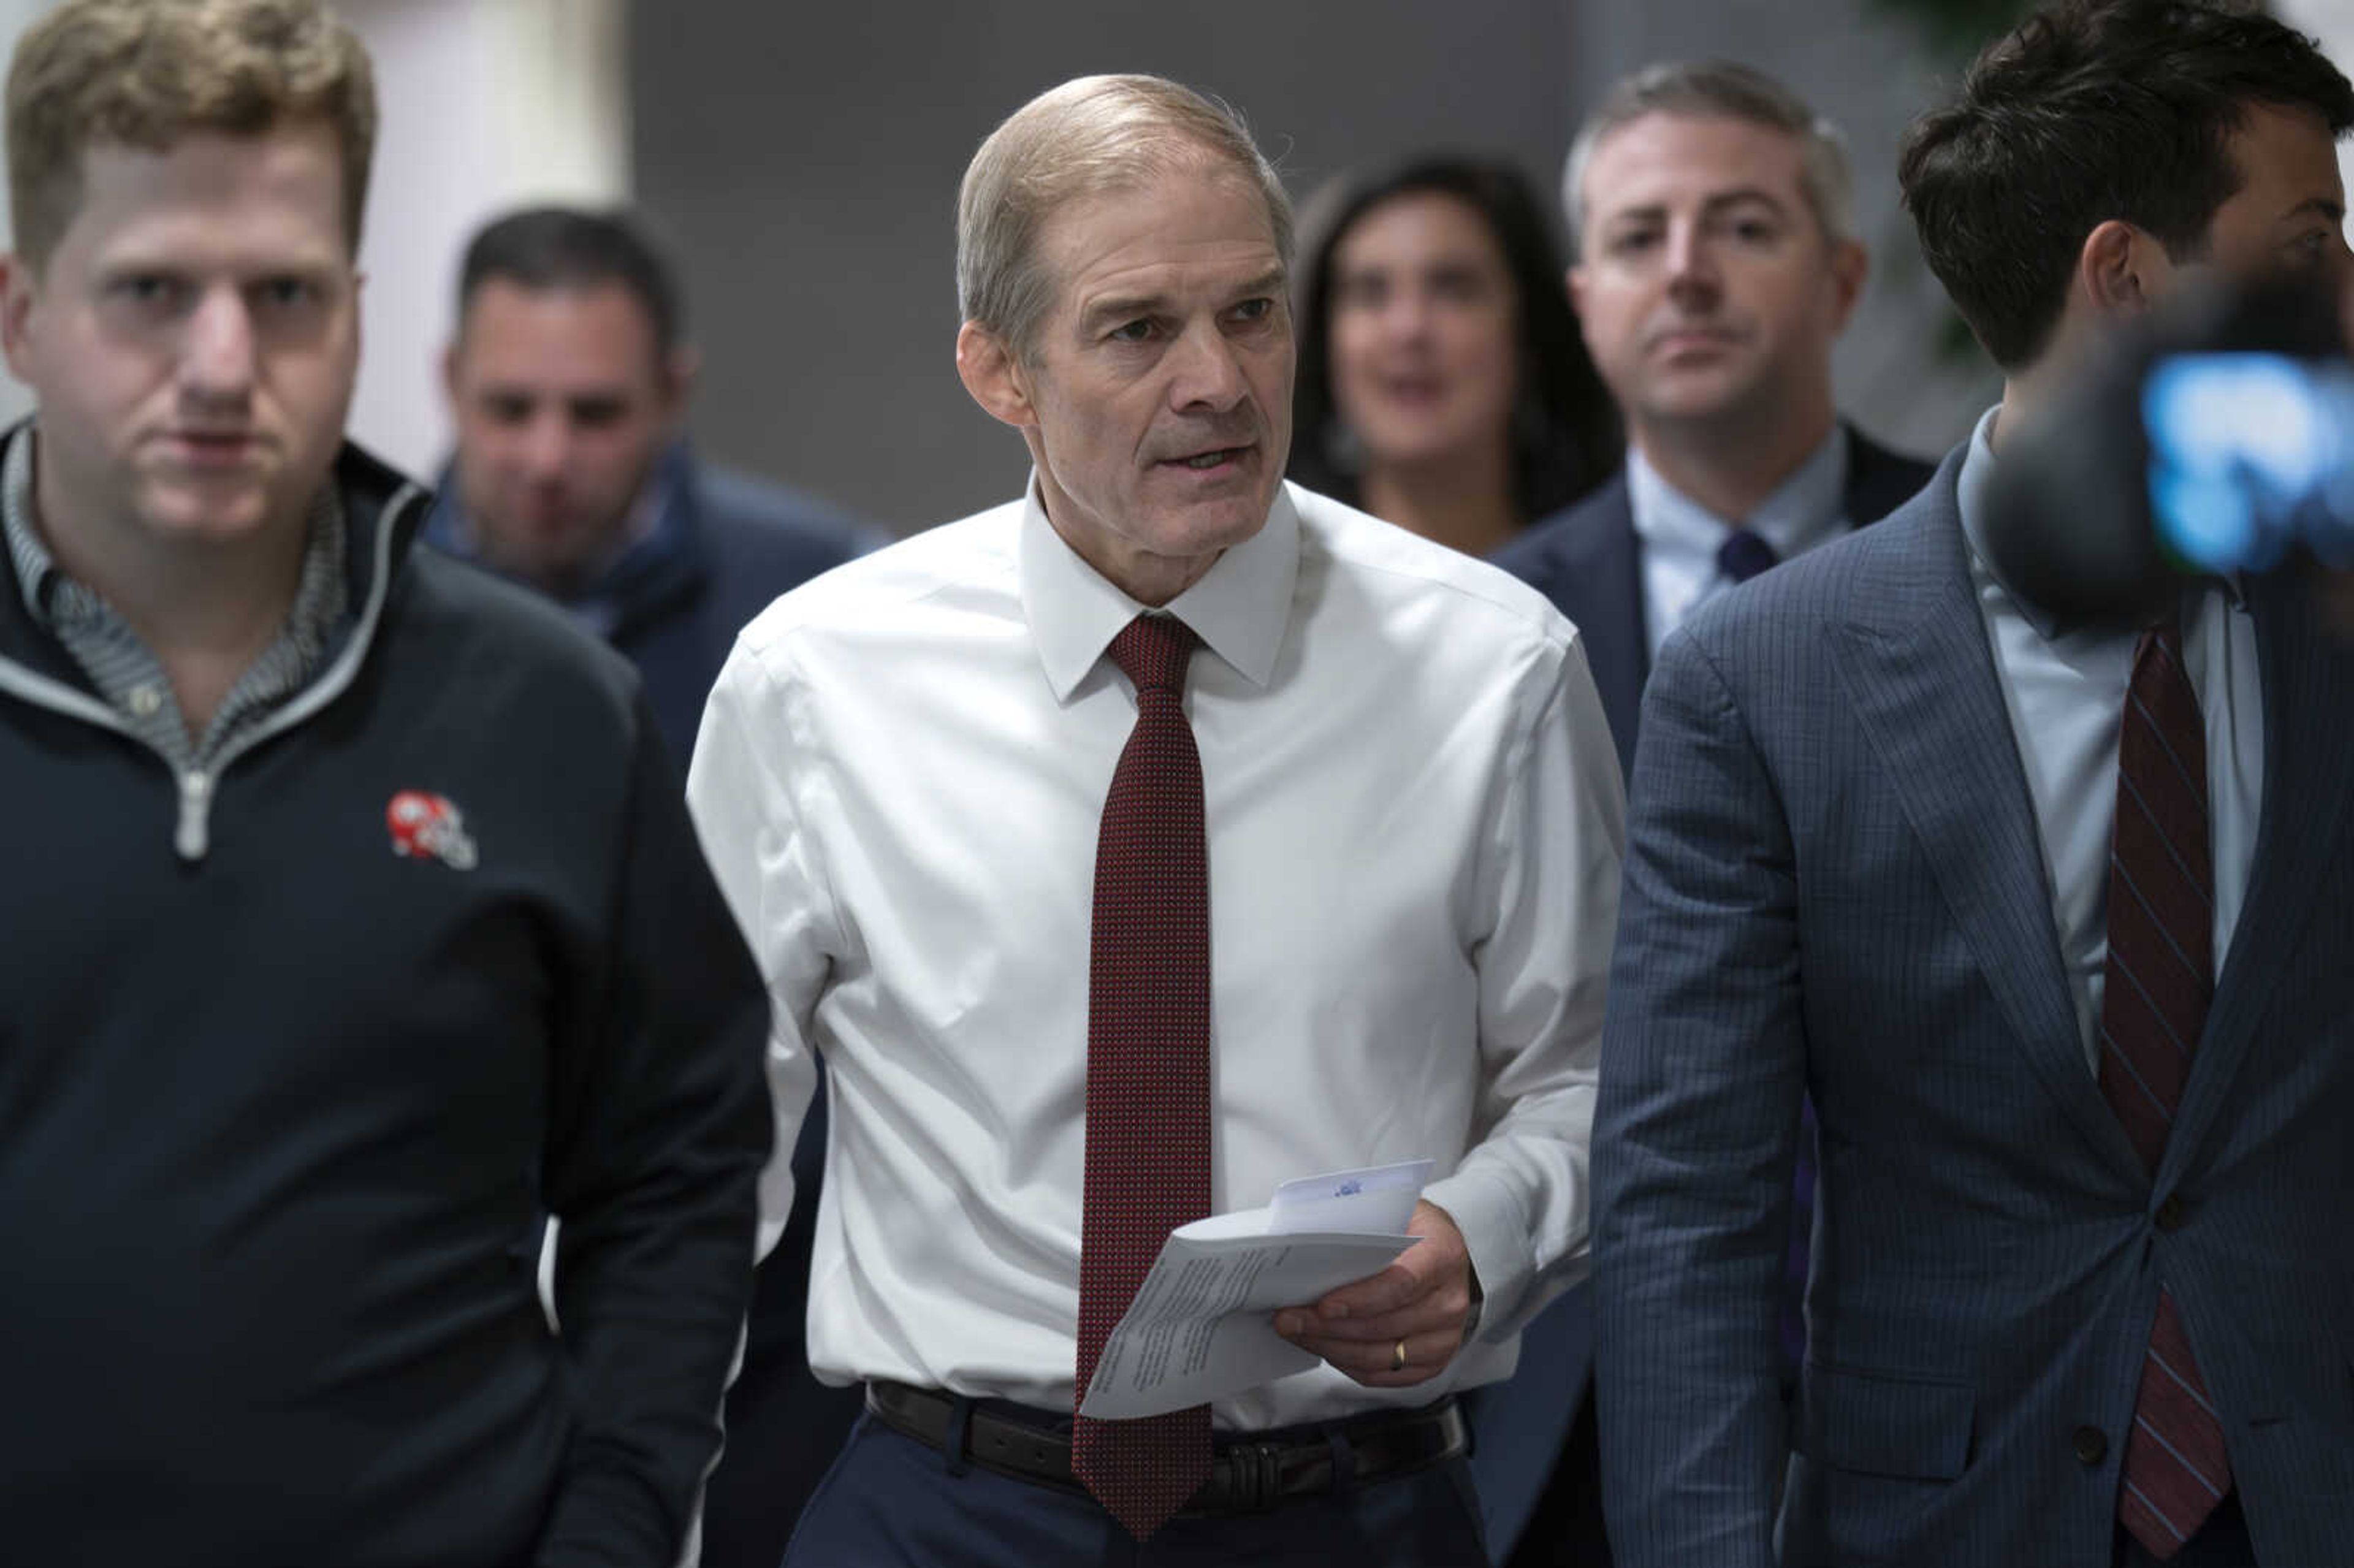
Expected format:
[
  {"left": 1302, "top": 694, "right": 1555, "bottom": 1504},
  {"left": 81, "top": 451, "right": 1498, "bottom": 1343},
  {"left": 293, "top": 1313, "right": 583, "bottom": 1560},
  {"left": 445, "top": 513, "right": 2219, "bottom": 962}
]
[{"left": 1390, "top": 1339, "right": 1408, "bottom": 1372}]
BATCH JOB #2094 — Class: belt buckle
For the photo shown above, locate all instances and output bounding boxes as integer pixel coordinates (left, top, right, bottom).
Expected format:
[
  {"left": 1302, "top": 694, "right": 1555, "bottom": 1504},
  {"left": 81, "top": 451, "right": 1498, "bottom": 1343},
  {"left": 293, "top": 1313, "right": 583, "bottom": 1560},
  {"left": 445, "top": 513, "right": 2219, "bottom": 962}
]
[{"left": 1218, "top": 1439, "right": 1287, "bottom": 1513}]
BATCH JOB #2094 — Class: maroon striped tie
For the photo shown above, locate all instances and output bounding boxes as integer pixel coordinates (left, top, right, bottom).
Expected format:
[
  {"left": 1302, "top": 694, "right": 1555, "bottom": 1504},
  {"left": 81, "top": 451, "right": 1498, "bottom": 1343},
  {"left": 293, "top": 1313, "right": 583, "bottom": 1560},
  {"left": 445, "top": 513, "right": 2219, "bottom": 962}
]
[
  {"left": 2097, "top": 611, "right": 2231, "bottom": 1559},
  {"left": 1072, "top": 614, "right": 1213, "bottom": 1539}
]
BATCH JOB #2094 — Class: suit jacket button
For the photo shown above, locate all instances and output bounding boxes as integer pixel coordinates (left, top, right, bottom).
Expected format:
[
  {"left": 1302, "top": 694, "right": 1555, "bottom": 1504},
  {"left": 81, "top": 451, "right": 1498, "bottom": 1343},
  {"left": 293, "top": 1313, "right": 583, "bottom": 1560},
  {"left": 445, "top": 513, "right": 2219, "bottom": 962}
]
[
  {"left": 2074, "top": 1426, "right": 2109, "bottom": 1466},
  {"left": 2155, "top": 1195, "right": 2188, "bottom": 1231}
]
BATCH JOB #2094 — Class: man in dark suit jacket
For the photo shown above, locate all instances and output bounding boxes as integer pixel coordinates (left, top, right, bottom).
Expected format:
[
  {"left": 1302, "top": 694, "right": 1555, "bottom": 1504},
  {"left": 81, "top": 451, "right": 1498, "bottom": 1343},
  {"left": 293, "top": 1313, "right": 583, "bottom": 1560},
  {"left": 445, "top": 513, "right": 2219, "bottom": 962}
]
[
  {"left": 426, "top": 207, "right": 872, "bottom": 1568},
  {"left": 1480, "top": 66, "right": 1929, "bottom": 1567},
  {"left": 1493, "top": 62, "right": 1932, "bottom": 775},
  {"left": 1495, "top": 427, "right": 1926, "bottom": 778},
  {"left": 426, "top": 207, "right": 872, "bottom": 767},
  {"left": 1596, "top": 6, "right": 2354, "bottom": 1566}
]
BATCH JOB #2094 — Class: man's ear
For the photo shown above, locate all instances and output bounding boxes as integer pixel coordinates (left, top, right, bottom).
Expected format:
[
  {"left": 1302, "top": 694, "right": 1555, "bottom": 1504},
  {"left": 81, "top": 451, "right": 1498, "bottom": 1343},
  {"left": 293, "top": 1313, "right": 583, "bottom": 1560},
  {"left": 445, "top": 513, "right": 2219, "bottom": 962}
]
[
  {"left": 1826, "top": 237, "right": 1868, "bottom": 332},
  {"left": 957, "top": 320, "right": 1035, "bottom": 429},
  {"left": 0, "top": 253, "right": 41, "bottom": 385},
  {"left": 658, "top": 343, "right": 701, "bottom": 423},
  {"left": 1566, "top": 263, "right": 1587, "bottom": 322},
  {"left": 2079, "top": 218, "right": 2165, "bottom": 316}
]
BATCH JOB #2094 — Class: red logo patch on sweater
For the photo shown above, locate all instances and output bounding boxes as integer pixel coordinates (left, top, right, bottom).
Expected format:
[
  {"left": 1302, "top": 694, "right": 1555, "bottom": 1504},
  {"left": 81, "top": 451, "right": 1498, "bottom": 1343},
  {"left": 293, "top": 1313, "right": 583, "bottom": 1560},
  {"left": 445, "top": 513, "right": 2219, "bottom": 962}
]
[{"left": 386, "top": 790, "right": 478, "bottom": 870}]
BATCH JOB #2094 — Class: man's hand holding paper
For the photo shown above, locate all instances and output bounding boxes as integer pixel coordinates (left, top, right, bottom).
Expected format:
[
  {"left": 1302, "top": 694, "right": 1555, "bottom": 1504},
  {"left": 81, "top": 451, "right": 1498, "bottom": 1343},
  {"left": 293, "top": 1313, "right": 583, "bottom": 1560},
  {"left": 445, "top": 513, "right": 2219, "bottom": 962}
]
[
  {"left": 1273, "top": 1200, "right": 1475, "bottom": 1388},
  {"left": 1074, "top": 1160, "right": 1443, "bottom": 1420}
]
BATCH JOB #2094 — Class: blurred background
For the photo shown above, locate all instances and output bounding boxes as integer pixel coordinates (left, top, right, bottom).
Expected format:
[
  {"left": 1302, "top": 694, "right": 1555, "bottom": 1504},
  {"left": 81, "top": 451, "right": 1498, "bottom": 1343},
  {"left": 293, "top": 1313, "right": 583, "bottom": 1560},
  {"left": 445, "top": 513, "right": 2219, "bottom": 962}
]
[{"left": 0, "top": 0, "right": 2350, "bottom": 533}]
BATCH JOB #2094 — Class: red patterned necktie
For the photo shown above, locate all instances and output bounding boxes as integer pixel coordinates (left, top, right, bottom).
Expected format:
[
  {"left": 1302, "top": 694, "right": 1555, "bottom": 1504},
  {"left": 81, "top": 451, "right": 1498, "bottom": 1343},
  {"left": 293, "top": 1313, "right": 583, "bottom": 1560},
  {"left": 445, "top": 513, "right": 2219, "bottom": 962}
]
[
  {"left": 2097, "top": 610, "right": 2231, "bottom": 1560},
  {"left": 1072, "top": 613, "right": 1214, "bottom": 1539}
]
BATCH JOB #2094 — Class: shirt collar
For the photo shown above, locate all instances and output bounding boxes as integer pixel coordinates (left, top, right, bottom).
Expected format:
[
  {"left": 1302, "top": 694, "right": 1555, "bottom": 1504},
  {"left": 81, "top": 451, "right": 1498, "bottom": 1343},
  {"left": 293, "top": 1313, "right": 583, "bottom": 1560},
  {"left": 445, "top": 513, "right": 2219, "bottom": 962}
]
[
  {"left": 2, "top": 424, "right": 61, "bottom": 623},
  {"left": 1954, "top": 403, "right": 2242, "bottom": 643},
  {"left": 1019, "top": 474, "right": 1299, "bottom": 702},
  {"left": 1626, "top": 422, "right": 1851, "bottom": 567},
  {"left": 1951, "top": 405, "right": 2032, "bottom": 605}
]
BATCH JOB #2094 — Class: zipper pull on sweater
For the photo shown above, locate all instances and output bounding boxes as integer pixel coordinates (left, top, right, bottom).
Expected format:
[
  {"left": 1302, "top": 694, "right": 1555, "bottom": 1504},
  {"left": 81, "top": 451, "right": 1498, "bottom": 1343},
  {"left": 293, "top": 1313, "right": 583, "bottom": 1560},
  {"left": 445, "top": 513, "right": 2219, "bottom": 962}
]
[{"left": 175, "top": 769, "right": 213, "bottom": 861}]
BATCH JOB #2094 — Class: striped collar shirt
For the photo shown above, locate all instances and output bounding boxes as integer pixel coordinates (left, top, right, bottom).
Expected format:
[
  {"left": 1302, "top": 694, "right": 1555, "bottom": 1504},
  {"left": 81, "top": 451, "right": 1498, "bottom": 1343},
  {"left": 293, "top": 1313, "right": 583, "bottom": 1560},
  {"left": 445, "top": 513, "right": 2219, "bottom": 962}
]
[{"left": 2, "top": 427, "right": 349, "bottom": 775}]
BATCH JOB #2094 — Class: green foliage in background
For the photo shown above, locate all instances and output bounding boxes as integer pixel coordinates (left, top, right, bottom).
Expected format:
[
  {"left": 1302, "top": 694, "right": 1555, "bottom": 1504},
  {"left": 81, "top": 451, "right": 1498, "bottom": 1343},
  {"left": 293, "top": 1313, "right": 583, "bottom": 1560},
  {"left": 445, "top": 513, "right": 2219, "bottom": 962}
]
[
  {"left": 1866, "top": 0, "right": 2038, "bottom": 62},
  {"left": 1866, "top": 0, "right": 2039, "bottom": 367}
]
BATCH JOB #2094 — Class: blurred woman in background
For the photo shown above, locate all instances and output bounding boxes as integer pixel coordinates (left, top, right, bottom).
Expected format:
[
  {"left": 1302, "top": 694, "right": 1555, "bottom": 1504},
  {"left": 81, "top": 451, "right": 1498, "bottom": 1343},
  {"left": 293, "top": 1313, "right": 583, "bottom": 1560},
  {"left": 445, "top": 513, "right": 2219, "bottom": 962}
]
[{"left": 1290, "top": 154, "right": 1618, "bottom": 556}]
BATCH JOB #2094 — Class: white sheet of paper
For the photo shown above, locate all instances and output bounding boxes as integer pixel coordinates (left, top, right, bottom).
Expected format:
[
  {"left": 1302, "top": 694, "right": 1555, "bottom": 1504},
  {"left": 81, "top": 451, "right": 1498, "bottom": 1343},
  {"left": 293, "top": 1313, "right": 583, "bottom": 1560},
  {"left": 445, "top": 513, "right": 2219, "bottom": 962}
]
[
  {"left": 1077, "top": 1160, "right": 1430, "bottom": 1421},
  {"left": 1268, "top": 1157, "right": 1434, "bottom": 1236}
]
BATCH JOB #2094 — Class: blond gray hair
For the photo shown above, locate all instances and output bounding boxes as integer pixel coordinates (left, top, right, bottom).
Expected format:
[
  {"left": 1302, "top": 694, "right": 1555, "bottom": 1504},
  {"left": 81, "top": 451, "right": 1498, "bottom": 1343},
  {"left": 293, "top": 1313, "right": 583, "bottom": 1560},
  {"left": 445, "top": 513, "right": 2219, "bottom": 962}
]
[
  {"left": 7, "top": 0, "right": 376, "bottom": 270},
  {"left": 1561, "top": 60, "right": 1855, "bottom": 261},
  {"left": 956, "top": 73, "right": 1293, "bottom": 360}
]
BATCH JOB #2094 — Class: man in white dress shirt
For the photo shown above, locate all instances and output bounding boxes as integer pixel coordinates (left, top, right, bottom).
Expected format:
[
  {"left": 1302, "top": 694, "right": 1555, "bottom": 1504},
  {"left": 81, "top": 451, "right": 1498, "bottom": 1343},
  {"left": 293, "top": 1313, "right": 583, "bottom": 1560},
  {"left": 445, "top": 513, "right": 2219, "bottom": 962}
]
[{"left": 687, "top": 73, "right": 1625, "bottom": 1566}]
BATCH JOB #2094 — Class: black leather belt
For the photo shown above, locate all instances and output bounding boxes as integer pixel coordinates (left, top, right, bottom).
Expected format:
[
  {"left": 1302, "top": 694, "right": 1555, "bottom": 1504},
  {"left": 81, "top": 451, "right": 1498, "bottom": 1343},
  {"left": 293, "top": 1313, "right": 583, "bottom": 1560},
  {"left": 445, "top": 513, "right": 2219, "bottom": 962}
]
[{"left": 864, "top": 1380, "right": 1468, "bottom": 1515}]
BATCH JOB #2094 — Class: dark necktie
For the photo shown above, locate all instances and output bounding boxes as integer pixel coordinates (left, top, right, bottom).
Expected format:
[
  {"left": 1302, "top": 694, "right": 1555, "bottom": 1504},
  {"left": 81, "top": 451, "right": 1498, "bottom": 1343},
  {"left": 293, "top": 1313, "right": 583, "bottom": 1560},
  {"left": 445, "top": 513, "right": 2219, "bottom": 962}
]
[
  {"left": 1716, "top": 527, "right": 1779, "bottom": 584},
  {"left": 1072, "top": 614, "right": 1214, "bottom": 1540},
  {"left": 2098, "top": 611, "right": 2230, "bottom": 1559}
]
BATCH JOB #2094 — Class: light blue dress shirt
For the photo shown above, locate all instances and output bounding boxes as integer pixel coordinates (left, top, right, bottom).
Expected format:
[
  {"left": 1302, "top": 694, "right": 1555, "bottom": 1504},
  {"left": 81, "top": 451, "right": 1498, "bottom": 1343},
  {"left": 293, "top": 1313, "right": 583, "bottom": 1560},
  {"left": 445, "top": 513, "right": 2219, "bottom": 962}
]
[
  {"left": 1626, "top": 424, "right": 1851, "bottom": 660},
  {"left": 1953, "top": 406, "right": 2264, "bottom": 1072}
]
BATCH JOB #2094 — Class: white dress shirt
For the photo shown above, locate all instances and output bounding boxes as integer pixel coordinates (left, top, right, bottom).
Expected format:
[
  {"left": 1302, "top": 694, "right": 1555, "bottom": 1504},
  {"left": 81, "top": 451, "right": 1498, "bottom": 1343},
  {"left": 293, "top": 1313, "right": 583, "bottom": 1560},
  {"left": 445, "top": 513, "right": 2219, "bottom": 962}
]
[
  {"left": 1628, "top": 423, "right": 1853, "bottom": 658},
  {"left": 687, "top": 479, "right": 1625, "bottom": 1429},
  {"left": 1953, "top": 406, "right": 2264, "bottom": 1070}
]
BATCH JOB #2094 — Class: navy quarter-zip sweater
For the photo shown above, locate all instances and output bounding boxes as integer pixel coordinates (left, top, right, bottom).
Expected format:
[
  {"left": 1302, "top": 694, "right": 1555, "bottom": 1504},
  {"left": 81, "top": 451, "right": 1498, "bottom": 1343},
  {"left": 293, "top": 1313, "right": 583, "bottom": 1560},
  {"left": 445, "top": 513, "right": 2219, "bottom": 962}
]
[{"left": 0, "top": 432, "right": 772, "bottom": 1568}]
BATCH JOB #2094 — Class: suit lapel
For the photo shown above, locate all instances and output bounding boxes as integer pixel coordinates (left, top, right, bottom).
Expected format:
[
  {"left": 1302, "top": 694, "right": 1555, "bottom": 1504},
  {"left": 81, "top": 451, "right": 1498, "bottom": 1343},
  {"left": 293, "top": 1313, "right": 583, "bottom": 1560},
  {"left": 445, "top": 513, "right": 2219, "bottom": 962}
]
[
  {"left": 1583, "top": 489, "right": 1648, "bottom": 777},
  {"left": 1830, "top": 469, "right": 2143, "bottom": 1173},
  {"left": 2165, "top": 571, "right": 2354, "bottom": 1178},
  {"left": 1532, "top": 474, "right": 1647, "bottom": 777}
]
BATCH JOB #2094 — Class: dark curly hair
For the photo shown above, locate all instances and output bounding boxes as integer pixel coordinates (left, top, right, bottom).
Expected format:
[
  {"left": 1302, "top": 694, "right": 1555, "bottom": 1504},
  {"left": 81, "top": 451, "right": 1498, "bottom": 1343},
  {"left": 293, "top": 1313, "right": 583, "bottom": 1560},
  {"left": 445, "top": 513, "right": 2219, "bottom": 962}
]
[
  {"left": 459, "top": 205, "right": 687, "bottom": 358},
  {"left": 1900, "top": 0, "right": 2354, "bottom": 370}
]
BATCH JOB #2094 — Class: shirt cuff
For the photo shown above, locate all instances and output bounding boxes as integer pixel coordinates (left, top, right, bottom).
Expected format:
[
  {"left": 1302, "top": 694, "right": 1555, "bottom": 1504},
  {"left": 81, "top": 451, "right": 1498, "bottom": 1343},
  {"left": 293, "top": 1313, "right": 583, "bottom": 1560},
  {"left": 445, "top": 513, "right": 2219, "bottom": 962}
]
[{"left": 1422, "top": 1164, "right": 1547, "bottom": 1341}]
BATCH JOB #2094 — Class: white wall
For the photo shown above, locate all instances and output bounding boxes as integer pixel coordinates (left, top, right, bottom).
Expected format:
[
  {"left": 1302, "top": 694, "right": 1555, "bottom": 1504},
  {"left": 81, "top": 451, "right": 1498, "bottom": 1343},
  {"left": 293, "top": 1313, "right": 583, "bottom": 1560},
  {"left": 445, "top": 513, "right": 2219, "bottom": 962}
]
[
  {"left": 343, "top": 0, "right": 630, "bottom": 478},
  {"left": 0, "top": 0, "right": 48, "bottom": 431},
  {"left": 2278, "top": 0, "right": 2354, "bottom": 218}
]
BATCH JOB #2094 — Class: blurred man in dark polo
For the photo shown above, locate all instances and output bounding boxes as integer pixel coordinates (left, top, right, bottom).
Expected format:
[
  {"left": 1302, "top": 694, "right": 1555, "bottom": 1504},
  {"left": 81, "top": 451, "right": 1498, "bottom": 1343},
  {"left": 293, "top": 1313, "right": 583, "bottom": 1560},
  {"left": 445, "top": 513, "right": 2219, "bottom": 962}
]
[
  {"left": 429, "top": 205, "right": 871, "bottom": 1567},
  {"left": 429, "top": 205, "right": 871, "bottom": 769}
]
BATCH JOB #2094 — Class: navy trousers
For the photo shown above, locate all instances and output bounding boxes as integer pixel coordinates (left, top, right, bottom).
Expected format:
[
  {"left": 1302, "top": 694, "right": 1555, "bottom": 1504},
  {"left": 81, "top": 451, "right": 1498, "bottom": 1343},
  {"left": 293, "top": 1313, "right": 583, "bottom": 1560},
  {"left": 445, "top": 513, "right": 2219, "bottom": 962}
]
[
  {"left": 783, "top": 1412, "right": 1490, "bottom": 1567},
  {"left": 703, "top": 1075, "right": 863, "bottom": 1567}
]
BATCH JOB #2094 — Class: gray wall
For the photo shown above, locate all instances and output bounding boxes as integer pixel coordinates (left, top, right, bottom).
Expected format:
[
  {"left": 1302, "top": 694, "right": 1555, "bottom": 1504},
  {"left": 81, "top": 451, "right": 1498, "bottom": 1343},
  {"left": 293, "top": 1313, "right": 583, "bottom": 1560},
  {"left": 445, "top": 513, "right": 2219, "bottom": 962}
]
[{"left": 634, "top": 1, "right": 1998, "bottom": 533}]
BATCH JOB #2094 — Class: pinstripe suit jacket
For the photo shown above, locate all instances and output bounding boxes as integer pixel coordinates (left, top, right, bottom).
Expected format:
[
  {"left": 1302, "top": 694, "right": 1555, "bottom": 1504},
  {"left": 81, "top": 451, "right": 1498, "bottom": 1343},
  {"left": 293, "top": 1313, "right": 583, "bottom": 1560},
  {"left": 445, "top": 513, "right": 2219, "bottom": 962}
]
[{"left": 1591, "top": 449, "right": 2354, "bottom": 1567}]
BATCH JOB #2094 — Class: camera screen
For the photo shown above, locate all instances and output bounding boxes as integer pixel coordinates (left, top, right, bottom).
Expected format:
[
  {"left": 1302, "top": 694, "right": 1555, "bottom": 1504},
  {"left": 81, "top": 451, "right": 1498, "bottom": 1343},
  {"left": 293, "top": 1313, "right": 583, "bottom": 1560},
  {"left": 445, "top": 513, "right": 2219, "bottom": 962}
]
[{"left": 2144, "top": 352, "right": 2354, "bottom": 573}]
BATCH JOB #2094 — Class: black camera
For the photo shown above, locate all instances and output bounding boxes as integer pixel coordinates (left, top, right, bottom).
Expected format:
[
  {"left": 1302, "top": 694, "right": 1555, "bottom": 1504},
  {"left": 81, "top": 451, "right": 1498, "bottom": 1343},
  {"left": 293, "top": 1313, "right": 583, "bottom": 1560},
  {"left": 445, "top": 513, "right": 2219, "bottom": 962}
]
[{"left": 1983, "top": 276, "right": 2354, "bottom": 623}]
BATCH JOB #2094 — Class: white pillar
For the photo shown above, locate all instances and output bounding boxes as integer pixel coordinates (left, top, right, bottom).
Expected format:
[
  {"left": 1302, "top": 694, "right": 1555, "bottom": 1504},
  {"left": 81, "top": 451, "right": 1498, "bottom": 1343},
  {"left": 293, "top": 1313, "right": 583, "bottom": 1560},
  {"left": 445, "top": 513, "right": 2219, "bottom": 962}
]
[
  {"left": 342, "top": 0, "right": 631, "bottom": 478},
  {"left": 2278, "top": 0, "right": 2354, "bottom": 223},
  {"left": 0, "top": 0, "right": 54, "bottom": 431}
]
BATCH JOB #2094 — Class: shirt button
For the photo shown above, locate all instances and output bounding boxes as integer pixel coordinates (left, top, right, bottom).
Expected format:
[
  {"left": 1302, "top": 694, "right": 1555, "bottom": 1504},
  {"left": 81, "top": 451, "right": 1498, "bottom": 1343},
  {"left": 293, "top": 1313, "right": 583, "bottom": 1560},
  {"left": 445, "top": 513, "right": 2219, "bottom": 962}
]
[
  {"left": 2074, "top": 1426, "right": 2108, "bottom": 1466},
  {"left": 128, "top": 683, "right": 162, "bottom": 717},
  {"left": 2155, "top": 1195, "right": 2188, "bottom": 1231}
]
